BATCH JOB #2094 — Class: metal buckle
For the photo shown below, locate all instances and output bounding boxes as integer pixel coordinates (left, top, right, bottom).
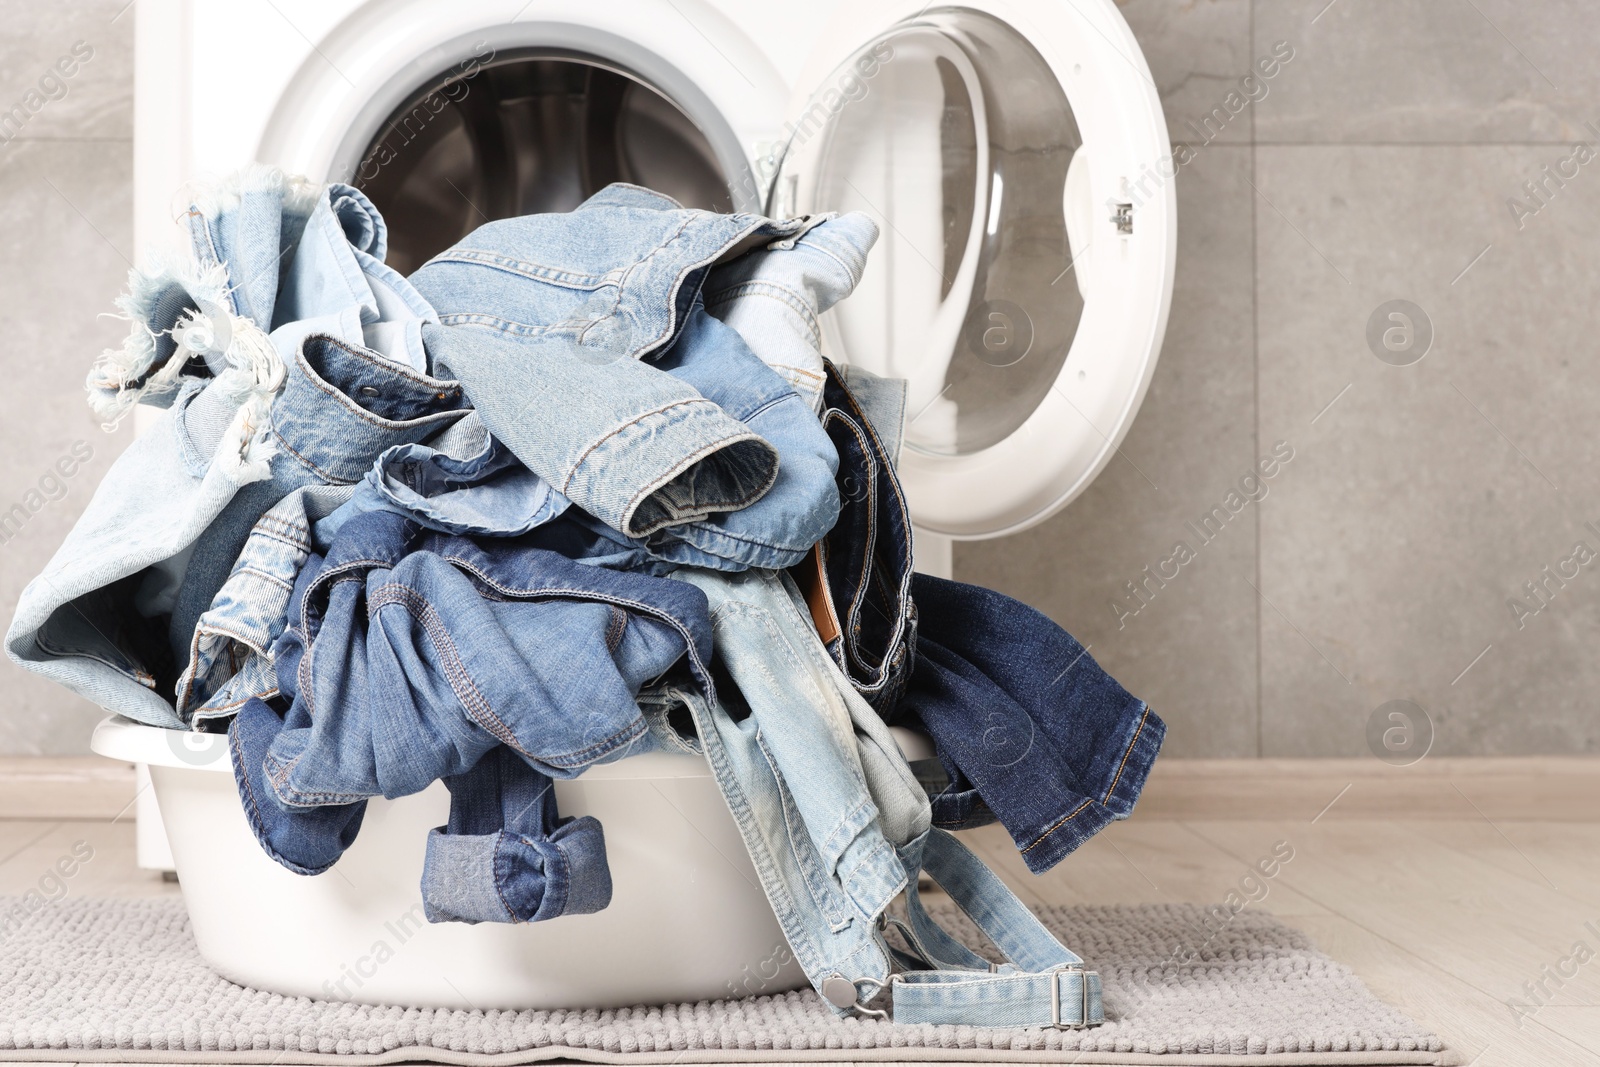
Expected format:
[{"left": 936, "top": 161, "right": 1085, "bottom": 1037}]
[{"left": 1050, "top": 966, "right": 1093, "bottom": 1030}]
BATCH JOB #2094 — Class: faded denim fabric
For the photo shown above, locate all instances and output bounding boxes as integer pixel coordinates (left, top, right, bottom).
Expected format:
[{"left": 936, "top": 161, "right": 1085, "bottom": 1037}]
[
  {"left": 7, "top": 169, "right": 455, "bottom": 729},
  {"left": 175, "top": 483, "right": 354, "bottom": 727},
  {"left": 652, "top": 569, "right": 1103, "bottom": 1027},
  {"left": 161, "top": 180, "right": 445, "bottom": 663},
  {"left": 660, "top": 567, "right": 928, "bottom": 1010},
  {"left": 424, "top": 745, "right": 611, "bottom": 924},
  {"left": 261, "top": 509, "right": 710, "bottom": 807},
  {"left": 703, "top": 213, "right": 879, "bottom": 412},
  {"left": 314, "top": 415, "right": 569, "bottom": 544},
  {"left": 408, "top": 183, "right": 839, "bottom": 548},
  {"left": 898, "top": 573, "right": 1165, "bottom": 874},
  {"left": 229, "top": 506, "right": 714, "bottom": 917},
  {"left": 633, "top": 297, "right": 840, "bottom": 569}
]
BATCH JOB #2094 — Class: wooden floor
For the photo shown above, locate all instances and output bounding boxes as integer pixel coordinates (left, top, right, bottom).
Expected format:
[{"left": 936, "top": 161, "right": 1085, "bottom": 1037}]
[{"left": 1, "top": 760, "right": 1597, "bottom": 1066}]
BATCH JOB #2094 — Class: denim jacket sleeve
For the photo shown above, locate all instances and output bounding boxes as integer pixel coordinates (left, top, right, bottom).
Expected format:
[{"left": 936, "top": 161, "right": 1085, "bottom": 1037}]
[{"left": 419, "top": 322, "right": 779, "bottom": 539}]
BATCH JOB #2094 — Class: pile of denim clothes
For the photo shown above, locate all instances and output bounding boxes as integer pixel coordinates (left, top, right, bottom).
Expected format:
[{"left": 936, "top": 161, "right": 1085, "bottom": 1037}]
[{"left": 7, "top": 167, "right": 1164, "bottom": 1029}]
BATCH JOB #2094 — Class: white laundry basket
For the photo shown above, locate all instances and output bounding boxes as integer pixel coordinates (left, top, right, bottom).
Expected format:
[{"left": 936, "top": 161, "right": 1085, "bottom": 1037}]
[{"left": 92, "top": 715, "right": 824, "bottom": 1010}]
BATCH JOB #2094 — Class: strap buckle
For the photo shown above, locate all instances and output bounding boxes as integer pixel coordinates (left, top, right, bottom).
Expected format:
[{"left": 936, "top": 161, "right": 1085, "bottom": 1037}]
[{"left": 1050, "top": 966, "right": 1093, "bottom": 1030}]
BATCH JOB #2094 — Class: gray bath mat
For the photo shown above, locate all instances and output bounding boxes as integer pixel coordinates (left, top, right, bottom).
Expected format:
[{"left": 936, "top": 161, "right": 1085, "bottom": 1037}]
[{"left": 0, "top": 896, "right": 1452, "bottom": 1066}]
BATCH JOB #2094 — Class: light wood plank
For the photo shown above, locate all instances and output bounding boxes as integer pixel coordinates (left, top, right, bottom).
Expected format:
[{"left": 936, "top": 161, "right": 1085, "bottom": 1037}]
[
  {"left": 0, "top": 820, "right": 175, "bottom": 898},
  {"left": 1290, "top": 913, "right": 1595, "bottom": 1067},
  {"left": 1187, "top": 820, "right": 1600, "bottom": 1011},
  {"left": 0, "top": 758, "right": 136, "bottom": 821}
]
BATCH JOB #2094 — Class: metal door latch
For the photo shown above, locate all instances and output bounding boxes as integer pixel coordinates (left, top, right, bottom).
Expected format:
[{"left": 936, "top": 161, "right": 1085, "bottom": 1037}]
[{"left": 1111, "top": 203, "right": 1134, "bottom": 235}]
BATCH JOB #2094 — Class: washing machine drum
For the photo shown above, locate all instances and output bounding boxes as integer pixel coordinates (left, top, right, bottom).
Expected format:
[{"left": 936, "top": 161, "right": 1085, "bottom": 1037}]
[{"left": 354, "top": 0, "right": 1174, "bottom": 541}]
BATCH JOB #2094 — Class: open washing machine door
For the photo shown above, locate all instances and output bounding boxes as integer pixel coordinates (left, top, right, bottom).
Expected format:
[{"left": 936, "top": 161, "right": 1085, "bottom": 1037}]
[{"left": 767, "top": 0, "right": 1176, "bottom": 540}]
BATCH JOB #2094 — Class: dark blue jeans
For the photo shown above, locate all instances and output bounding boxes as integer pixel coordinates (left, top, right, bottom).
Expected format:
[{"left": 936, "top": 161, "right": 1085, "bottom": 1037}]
[
  {"left": 898, "top": 573, "right": 1165, "bottom": 874},
  {"left": 796, "top": 359, "right": 917, "bottom": 715}
]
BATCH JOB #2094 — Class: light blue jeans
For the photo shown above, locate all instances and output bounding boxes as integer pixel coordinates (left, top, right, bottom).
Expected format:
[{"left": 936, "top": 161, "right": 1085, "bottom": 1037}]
[{"left": 656, "top": 569, "right": 1104, "bottom": 1028}]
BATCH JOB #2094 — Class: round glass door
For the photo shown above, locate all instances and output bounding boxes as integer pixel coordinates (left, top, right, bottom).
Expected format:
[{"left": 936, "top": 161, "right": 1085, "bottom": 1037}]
[{"left": 769, "top": 8, "right": 1087, "bottom": 458}]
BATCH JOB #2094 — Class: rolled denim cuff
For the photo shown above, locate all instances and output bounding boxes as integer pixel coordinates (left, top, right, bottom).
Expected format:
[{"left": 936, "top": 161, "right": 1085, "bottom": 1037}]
[
  {"left": 421, "top": 816, "right": 612, "bottom": 924},
  {"left": 590, "top": 405, "right": 778, "bottom": 538}
]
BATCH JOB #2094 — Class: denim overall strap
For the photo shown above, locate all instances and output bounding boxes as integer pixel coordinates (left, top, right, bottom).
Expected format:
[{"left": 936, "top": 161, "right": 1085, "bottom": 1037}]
[{"left": 886, "top": 827, "right": 1104, "bottom": 1029}]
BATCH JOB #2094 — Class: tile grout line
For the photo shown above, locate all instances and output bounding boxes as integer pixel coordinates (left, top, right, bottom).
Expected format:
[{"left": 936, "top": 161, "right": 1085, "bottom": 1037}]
[{"left": 1250, "top": 0, "right": 1263, "bottom": 759}]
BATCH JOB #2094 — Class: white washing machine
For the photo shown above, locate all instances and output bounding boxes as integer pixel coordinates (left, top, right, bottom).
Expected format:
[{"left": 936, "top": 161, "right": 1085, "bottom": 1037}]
[{"left": 106, "top": 0, "right": 1176, "bottom": 1010}]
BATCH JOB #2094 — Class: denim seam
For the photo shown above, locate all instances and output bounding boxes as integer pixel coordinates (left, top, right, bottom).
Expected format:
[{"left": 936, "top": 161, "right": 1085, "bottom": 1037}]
[
  {"left": 733, "top": 392, "right": 792, "bottom": 426},
  {"left": 627, "top": 216, "right": 778, "bottom": 360},
  {"left": 267, "top": 750, "right": 374, "bottom": 807},
  {"left": 1018, "top": 798, "right": 1097, "bottom": 856},
  {"left": 299, "top": 559, "right": 394, "bottom": 634},
  {"left": 230, "top": 725, "right": 334, "bottom": 876},
  {"left": 832, "top": 383, "right": 916, "bottom": 685},
  {"left": 538, "top": 717, "right": 652, "bottom": 769},
  {"left": 604, "top": 605, "right": 628, "bottom": 654},
  {"left": 426, "top": 249, "right": 618, "bottom": 289},
  {"left": 269, "top": 433, "right": 353, "bottom": 486},
  {"left": 294, "top": 335, "right": 463, "bottom": 408},
  {"left": 1102, "top": 704, "right": 1152, "bottom": 806},
  {"left": 837, "top": 423, "right": 881, "bottom": 654},
  {"left": 368, "top": 582, "right": 518, "bottom": 751},
  {"left": 241, "top": 529, "right": 310, "bottom": 558},
  {"left": 565, "top": 398, "right": 728, "bottom": 495},
  {"left": 178, "top": 622, "right": 267, "bottom": 709},
  {"left": 366, "top": 582, "right": 650, "bottom": 768},
  {"left": 493, "top": 832, "right": 520, "bottom": 922},
  {"left": 618, "top": 215, "right": 708, "bottom": 358},
  {"left": 230, "top": 566, "right": 296, "bottom": 591},
  {"left": 672, "top": 516, "right": 824, "bottom": 556},
  {"left": 800, "top": 240, "right": 866, "bottom": 291},
  {"left": 820, "top": 410, "right": 911, "bottom": 692},
  {"left": 198, "top": 688, "right": 275, "bottom": 716},
  {"left": 684, "top": 692, "right": 826, "bottom": 977},
  {"left": 250, "top": 514, "right": 313, "bottom": 544},
  {"left": 756, "top": 728, "right": 854, "bottom": 933},
  {"left": 704, "top": 281, "right": 821, "bottom": 342},
  {"left": 439, "top": 563, "right": 715, "bottom": 704}
]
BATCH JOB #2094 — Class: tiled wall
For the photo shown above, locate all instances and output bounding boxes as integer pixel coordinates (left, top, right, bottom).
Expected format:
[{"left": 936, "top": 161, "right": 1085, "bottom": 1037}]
[
  {"left": 960, "top": 0, "right": 1600, "bottom": 757},
  {"left": 2, "top": 2, "right": 1596, "bottom": 756},
  {"left": 0, "top": 2, "right": 133, "bottom": 754}
]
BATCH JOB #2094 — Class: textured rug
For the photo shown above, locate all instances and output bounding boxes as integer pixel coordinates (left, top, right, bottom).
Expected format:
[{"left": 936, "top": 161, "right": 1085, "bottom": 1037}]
[{"left": 0, "top": 896, "right": 1453, "bottom": 1065}]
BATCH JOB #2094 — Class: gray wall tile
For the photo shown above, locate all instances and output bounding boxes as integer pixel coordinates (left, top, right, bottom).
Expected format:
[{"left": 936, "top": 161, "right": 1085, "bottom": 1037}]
[
  {"left": 956, "top": 145, "right": 1261, "bottom": 758},
  {"left": 0, "top": 139, "right": 133, "bottom": 755},
  {"left": 1255, "top": 0, "right": 1599, "bottom": 144},
  {"left": 1254, "top": 143, "right": 1600, "bottom": 757},
  {"left": 0, "top": 1, "right": 132, "bottom": 143},
  {"left": 1119, "top": 0, "right": 1255, "bottom": 145}
]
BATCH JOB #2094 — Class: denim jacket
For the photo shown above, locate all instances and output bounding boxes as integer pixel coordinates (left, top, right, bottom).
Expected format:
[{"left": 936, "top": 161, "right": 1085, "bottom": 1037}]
[{"left": 409, "top": 184, "right": 869, "bottom": 568}]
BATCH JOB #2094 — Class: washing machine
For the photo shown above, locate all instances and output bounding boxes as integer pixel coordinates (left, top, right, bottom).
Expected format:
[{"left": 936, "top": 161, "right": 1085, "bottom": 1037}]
[{"left": 108, "top": 0, "right": 1176, "bottom": 1009}]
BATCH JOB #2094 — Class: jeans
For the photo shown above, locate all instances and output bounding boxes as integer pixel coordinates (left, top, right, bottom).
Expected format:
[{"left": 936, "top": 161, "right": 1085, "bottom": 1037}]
[
  {"left": 702, "top": 212, "right": 880, "bottom": 412},
  {"left": 653, "top": 568, "right": 1103, "bottom": 1027},
  {"left": 796, "top": 360, "right": 918, "bottom": 715},
  {"left": 899, "top": 573, "right": 1166, "bottom": 874}
]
